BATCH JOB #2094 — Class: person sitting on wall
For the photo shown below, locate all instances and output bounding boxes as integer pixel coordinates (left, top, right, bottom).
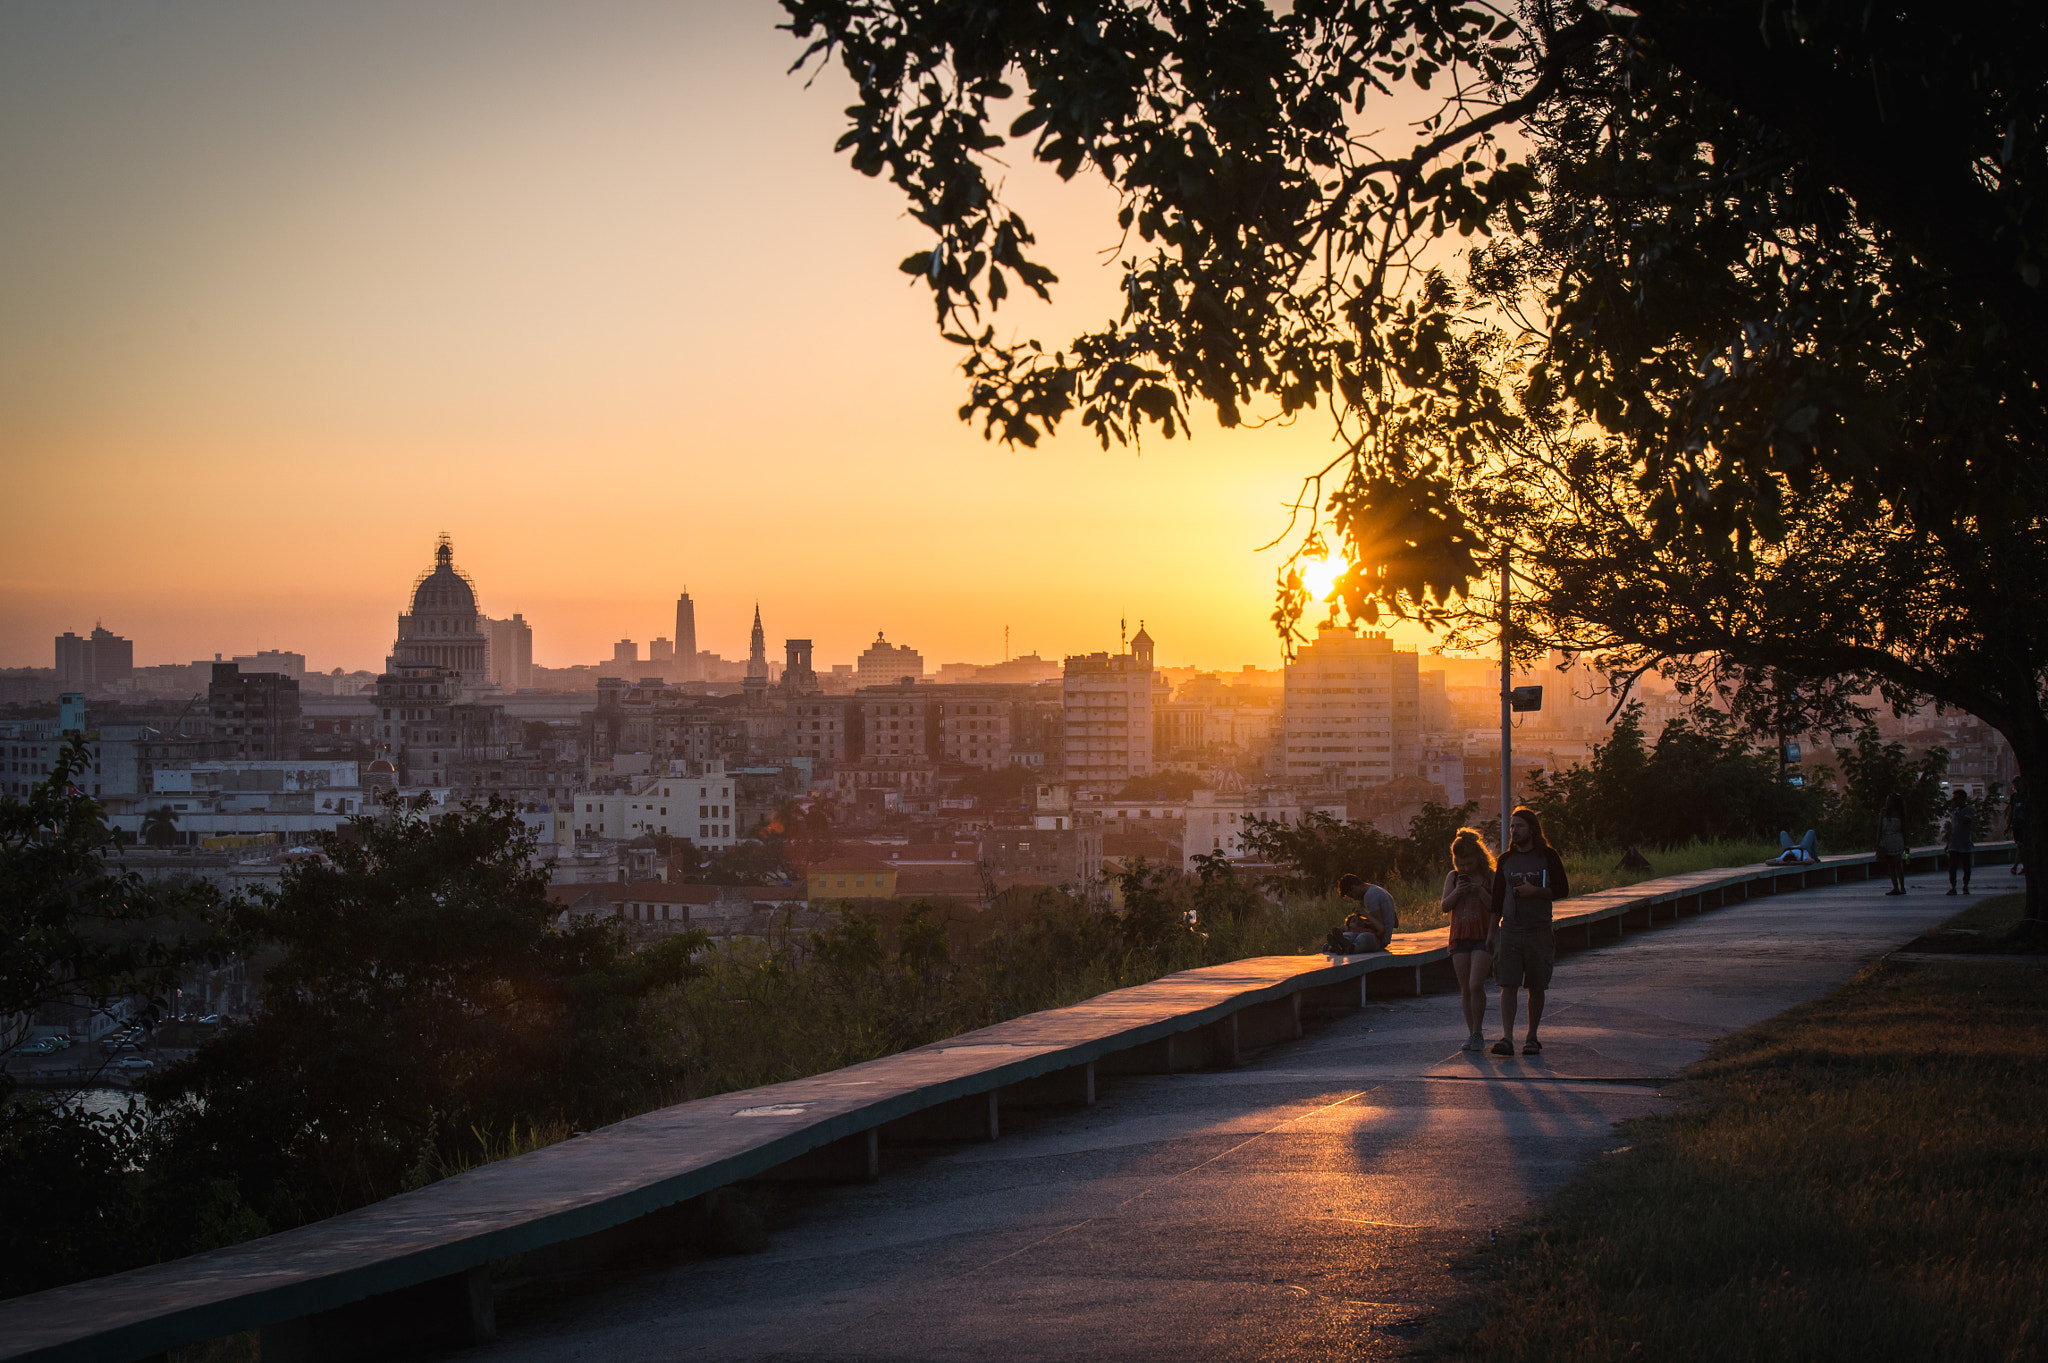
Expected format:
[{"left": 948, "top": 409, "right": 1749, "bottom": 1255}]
[{"left": 1321, "top": 872, "right": 1397, "bottom": 953}]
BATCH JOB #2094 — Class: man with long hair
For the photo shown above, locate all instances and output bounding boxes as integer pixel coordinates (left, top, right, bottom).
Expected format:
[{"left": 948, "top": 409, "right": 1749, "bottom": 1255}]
[{"left": 1491, "top": 806, "right": 1570, "bottom": 1057}]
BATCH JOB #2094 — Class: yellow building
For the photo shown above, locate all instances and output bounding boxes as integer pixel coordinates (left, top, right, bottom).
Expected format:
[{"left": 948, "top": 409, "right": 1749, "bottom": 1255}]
[{"left": 808, "top": 859, "right": 898, "bottom": 900}]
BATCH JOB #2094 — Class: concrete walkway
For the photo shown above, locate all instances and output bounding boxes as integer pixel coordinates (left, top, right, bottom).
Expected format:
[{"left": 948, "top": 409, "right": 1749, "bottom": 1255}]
[{"left": 469, "top": 871, "right": 1991, "bottom": 1363}]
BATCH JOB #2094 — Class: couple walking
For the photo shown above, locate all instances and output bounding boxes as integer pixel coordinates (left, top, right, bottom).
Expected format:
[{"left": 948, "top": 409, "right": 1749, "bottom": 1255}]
[{"left": 1441, "top": 806, "right": 1569, "bottom": 1057}]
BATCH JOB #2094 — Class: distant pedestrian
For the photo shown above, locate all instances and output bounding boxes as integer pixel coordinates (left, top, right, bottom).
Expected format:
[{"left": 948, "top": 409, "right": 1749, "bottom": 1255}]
[
  {"left": 1331, "top": 872, "right": 1398, "bottom": 952},
  {"left": 1877, "top": 792, "right": 1908, "bottom": 895},
  {"left": 1443, "top": 828, "right": 1498, "bottom": 1053},
  {"left": 2009, "top": 775, "right": 2026, "bottom": 877},
  {"left": 1943, "top": 789, "right": 1975, "bottom": 895},
  {"left": 1492, "top": 806, "right": 1569, "bottom": 1057}
]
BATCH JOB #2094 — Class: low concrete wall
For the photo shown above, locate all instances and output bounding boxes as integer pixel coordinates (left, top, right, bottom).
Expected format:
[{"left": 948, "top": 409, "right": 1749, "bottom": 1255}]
[{"left": 0, "top": 842, "right": 2015, "bottom": 1363}]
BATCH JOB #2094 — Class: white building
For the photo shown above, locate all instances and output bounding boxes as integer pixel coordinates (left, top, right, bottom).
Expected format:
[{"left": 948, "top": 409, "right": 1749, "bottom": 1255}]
[
  {"left": 1062, "top": 627, "right": 1157, "bottom": 791},
  {"left": 1282, "top": 626, "right": 1419, "bottom": 787},
  {"left": 573, "top": 760, "right": 738, "bottom": 848}
]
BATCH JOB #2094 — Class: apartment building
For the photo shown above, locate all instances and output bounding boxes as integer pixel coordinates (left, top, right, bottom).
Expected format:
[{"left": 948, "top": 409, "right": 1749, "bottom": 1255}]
[
  {"left": 1281, "top": 625, "right": 1419, "bottom": 787},
  {"left": 1062, "top": 627, "right": 1156, "bottom": 790}
]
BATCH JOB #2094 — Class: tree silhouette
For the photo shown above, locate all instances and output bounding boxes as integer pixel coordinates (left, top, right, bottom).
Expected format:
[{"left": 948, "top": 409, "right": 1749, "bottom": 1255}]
[
  {"left": 140, "top": 805, "right": 180, "bottom": 849},
  {"left": 784, "top": 0, "right": 2048, "bottom": 918}
]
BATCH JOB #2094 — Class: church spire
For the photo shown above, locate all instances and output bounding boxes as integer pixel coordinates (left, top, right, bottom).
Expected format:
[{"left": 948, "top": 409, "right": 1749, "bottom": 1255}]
[{"left": 747, "top": 602, "right": 768, "bottom": 679}]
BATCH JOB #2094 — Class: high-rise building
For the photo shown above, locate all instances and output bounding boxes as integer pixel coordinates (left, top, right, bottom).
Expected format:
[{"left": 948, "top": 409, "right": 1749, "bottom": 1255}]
[
  {"left": 675, "top": 591, "right": 699, "bottom": 681},
  {"left": 484, "top": 615, "right": 534, "bottom": 689},
  {"left": 1062, "top": 626, "right": 1156, "bottom": 789},
  {"left": 208, "top": 663, "right": 302, "bottom": 761},
  {"left": 55, "top": 632, "right": 90, "bottom": 689},
  {"left": 613, "top": 640, "right": 639, "bottom": 667},
  {"left": 55, "top": 625, "right": 134, "bottom": 689},
  {"left": 91, "top": 626, "right": 134, "bottom": 687},
  {"left": 856, "top": 632, "right": 924, "bottom": 687},
  {"left": 391, "top": 536, "right": 488, "bottom": 680},
  {"left": 1281, "top": 625, "right": 1419, "bottom": 787},
  {"left": 649, "top": 637, "right": 675, "bottom": 665}
]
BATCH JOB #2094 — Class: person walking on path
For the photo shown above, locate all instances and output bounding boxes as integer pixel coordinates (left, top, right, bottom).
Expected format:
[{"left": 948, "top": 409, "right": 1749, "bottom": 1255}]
[
  {"left": 1443, "top": 828, "right": 1499, "bottom": 1053},
  {"left": 1878, "top": 792, "right": 1908, "bottom": 895},
  {"left": 1943, "top": 789, "right": 1975, "bottom": 895},
  {"left": 1491, "top": 806, "right": 1570, "bottom": 1056},
  {"left": 1334, "top": 872, "right": 1399, "bottom": 952}
]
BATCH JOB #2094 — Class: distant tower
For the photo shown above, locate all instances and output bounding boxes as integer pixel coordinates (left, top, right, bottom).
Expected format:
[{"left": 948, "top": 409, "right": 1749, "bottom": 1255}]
[
  {"left": 783, "top": 639, "right": 818, "bottom": 693},
  {"left": 1131, "top": 621, "right": 1155, "bottom": 670},
  {"left": 747, "top": 603, "right": 768, "bottom": 680},
  {"left": 675, "top": 590, "right": 699, "bottom": 681}
]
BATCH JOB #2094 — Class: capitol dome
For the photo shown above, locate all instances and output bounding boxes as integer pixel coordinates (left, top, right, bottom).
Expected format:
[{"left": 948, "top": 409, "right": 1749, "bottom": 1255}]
[
  {"left": 410, "top": 536, "right": 479, "bottom": 618},
  {"left": 390, "top": 534, "right": 488, "bottom": 680}
]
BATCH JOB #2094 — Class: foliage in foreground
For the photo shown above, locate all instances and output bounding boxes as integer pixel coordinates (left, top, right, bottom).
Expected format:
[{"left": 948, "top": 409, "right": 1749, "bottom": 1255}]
[
  {"left": 0, "top": 734, "right": 222, "bottom": 1056},
  {"left": 661, "top": 870, "right": 1333, "bottom": 1099},
  {"left": 1, "top": 737, "right": 232, "bottom": 1299},
  {"left": 145, "top": 796, "right": 703, "bottom": 1232},
  {"left": 1430, "top": 913, "right": 2047, "bottom": 1362},
  {"left": 1524, "top": 704, "right": 1960, "bottom": 856}
]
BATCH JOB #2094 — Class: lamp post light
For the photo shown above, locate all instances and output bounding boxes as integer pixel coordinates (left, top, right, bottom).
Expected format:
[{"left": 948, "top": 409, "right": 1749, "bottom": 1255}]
[
  {"left": 1500, "top": 550, "right": 1512, "bottom": 855},
  {"left": 1499, "top": 547, "right": 1544, "bottom": 852}
]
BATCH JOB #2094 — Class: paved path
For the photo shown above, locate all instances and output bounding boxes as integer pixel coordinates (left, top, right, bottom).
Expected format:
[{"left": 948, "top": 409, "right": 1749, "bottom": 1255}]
[{"left": 470, "top": 871, "right": 1989, "bottom": 1362}]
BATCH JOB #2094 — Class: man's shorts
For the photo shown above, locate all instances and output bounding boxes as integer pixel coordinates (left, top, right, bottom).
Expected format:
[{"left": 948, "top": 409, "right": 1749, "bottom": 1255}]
[{"left": 1495, "top": 927, "right": 1555, "bottom": 991}]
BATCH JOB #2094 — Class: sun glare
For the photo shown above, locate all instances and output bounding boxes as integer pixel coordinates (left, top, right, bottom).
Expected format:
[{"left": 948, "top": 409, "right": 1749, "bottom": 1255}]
[{"left": 1300, "top": 554, "right": 1346, "bottom": 603}]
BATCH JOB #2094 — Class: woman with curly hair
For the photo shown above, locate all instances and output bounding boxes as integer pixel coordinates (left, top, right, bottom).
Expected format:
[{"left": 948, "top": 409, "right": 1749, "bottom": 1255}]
[{"left": 1442, "top": 827, "right": 1498, "bottom": 1053}]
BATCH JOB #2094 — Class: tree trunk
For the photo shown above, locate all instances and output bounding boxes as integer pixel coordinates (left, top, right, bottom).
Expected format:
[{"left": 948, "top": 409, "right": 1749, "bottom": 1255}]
[{"left": 2003, "top": 718, "right": 2048, "bottom": 926}]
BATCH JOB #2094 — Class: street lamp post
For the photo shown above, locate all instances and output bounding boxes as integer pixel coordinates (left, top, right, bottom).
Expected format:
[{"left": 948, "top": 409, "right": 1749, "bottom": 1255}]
[{"left": 1500, "top": 548, "right": 1512, "bottom": 855}]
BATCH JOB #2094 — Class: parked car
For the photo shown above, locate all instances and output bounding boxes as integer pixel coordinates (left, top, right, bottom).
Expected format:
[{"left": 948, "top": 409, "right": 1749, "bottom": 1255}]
[
  {"left": 48, "top": 1034, "right": 73, "bottom": 1050},
  {"left": 112, "top": 1056, "right": 155, "bottom": 1072},
  {"left": 11, "top": 1038, "right": 58, "bottom": 1056}
]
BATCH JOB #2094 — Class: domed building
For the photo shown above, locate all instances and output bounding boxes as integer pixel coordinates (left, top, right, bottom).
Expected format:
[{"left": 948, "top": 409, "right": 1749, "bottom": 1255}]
[
  {"left": 373, "top": 535, "right": 507, "bottom": 789},
  {"left": 391, "top": 534, "right": 487, "bottom": 678}
]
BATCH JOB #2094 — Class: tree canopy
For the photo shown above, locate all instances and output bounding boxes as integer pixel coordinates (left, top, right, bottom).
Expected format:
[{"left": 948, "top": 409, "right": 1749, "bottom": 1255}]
[
  {"left": 783, "top": 0, "right": 2048, "bottom": 914},
  {"left": 0, "top": 736, "right": 220, "bottom": 1060},
  {"left": 148, "top": 796, "right": 703, "bottom": 1229}
]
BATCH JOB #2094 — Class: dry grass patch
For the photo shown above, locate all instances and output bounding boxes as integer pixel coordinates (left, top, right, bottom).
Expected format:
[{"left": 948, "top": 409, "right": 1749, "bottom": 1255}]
[{"left": 1427, "top": 948, "right": 2048, "bottom": 1362}]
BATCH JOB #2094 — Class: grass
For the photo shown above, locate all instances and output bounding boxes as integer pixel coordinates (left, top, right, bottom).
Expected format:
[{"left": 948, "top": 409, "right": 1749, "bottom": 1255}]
[{"left": 1425, "top": 906, "right": 2048, "bottom": 1362}]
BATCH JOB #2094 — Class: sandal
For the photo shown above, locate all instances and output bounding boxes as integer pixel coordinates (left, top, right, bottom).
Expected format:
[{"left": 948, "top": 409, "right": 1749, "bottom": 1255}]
[
  {"left": 1522, "top": 1039, "right": 1543, "bottom": 1055},
  {"left": 1490, "top": 1038, "right": 1515, "bottom": 1057}
]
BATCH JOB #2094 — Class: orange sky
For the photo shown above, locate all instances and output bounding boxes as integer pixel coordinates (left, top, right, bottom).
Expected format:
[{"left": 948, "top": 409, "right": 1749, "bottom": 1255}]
[{"left": 0, "top": 0, "right": 1450, "bottom": 674}]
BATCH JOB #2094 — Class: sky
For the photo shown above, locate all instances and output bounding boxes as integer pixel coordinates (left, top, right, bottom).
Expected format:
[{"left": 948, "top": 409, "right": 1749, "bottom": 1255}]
[{"left": 0, "top": 0, "right": 1447, "bottom": 674}]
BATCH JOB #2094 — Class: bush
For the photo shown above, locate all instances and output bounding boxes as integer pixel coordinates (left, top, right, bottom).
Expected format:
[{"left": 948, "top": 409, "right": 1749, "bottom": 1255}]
[
  {"left": 1528, "top": 704, "right": 1824, "bottom": 852},
  {"left": 146, "top": 796, "right": 702, "bottom": 1230}
]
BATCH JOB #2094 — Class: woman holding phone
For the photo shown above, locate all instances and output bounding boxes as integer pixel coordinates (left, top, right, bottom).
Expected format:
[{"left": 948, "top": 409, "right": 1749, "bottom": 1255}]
[{"left": 1443, "top": 827, "right": 1498, "bottom": 1052}]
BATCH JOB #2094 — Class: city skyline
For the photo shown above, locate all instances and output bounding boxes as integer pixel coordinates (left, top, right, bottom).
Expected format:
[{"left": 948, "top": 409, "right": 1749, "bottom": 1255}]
[
  {"left": 0, "top": 0, "right": 1398, "bottom": 675},
  {"left": 10, "top": 535, "right": 1443, "bottom": 676}
]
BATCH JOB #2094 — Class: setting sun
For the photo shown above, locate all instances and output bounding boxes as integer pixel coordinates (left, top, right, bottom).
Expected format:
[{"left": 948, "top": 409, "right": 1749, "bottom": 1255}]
[{"left": 1300, "top": 554, "right": 1347, "bottom": 605}]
